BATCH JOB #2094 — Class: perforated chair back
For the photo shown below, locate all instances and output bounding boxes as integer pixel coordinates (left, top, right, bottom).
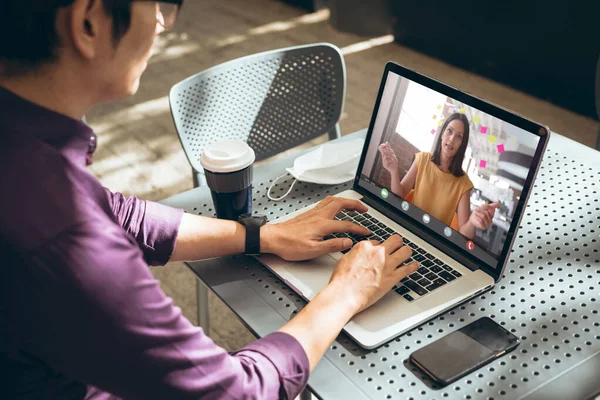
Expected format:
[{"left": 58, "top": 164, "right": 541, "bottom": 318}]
[{"left": 169, "top": 43, "right": 346, "bottom": 186}]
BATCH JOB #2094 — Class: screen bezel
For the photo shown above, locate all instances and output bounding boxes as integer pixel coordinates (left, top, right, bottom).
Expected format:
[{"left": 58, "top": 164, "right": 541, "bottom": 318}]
[{"left": 353, "top": 61, "right": 549, "bottom": 281}]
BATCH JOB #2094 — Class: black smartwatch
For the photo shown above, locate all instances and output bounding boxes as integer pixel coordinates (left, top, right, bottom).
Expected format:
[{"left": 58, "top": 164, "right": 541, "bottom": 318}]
[{"left": 238, "top": 214, "right": 269, "bottom": 256}]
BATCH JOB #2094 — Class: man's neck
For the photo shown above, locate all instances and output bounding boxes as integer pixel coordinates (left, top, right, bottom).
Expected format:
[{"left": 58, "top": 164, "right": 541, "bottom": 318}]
[{"left": 0, "top": 67, "right": 93, "bottom": 120}]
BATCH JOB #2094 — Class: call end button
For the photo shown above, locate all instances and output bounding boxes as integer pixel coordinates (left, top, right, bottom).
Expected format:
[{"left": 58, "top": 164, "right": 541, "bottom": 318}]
[{"left": 466, "top": 240, "right": 475, "bottom": 251}]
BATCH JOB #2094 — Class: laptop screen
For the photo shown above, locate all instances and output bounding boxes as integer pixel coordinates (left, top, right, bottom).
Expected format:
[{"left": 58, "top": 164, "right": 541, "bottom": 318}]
[{"left": 356, "top": 65, "right": 547, "bottom": 277}]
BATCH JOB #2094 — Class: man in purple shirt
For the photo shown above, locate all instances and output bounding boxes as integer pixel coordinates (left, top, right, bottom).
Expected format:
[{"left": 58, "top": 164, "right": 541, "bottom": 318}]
[{"left": 0, "top": 1, "right": 419, "bottom": 399}]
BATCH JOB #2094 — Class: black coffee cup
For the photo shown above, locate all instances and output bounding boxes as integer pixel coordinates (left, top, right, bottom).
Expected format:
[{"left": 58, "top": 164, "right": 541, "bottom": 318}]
[{"left": 200, "top": 140, "right": 255, "bottom": 221}]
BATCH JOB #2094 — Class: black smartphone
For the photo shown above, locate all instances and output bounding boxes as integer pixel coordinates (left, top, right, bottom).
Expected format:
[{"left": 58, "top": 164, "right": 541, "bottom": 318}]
[{"left": 409, "top": 317, "right": 520, "bottom": 386}]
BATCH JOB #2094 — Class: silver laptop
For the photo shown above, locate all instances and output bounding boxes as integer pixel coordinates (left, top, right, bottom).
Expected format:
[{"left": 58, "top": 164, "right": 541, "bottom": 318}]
[{"left": 258, "top": 62, "right": 550, "bottom": 349}]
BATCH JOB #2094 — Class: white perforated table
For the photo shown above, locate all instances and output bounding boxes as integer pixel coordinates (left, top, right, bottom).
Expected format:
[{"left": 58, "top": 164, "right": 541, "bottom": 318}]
[{"left": 161, "top": 130, "right": 600, "bottom": 400}]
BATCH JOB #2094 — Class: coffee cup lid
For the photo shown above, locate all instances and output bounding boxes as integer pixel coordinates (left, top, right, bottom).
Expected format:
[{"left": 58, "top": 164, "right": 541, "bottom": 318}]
[{"left": 200, "top": 140, "right": 255, "bottom": 173}]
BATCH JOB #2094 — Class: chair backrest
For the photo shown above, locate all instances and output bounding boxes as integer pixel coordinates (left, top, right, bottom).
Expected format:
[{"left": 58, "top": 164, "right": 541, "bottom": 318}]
[{"left": 169, "top": 43, "right": 346, "bottom": 183}]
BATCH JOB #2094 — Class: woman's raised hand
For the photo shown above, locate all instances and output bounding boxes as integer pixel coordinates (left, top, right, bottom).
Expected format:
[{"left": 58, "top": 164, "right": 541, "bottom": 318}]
[
  {"left": 378, "top": 142, "right": 399, "bottom": 175},
  {"left": 469, "top": 202, "right": 499, "bottom": 230}
]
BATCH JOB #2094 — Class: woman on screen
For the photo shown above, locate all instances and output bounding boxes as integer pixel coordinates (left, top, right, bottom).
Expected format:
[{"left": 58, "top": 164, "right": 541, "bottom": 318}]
[{"left": 378, "top": 113, "right": 498, "bottom": 239}]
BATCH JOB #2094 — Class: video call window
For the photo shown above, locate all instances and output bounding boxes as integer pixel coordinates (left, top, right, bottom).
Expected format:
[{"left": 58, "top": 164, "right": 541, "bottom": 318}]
[{"left": 361, "top": 74, "right": 540, "bottom": 258}]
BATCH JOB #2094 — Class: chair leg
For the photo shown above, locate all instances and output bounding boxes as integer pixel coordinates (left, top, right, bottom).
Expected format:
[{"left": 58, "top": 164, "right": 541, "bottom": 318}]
[
  {"left": 196, "top": 280, "right": 210, "bottom": 333},
  {"left": 299, "top": 389, "right": 312, "bottom": 400},
  {"left": 328, "top": 123, "right": 342, "bottom": 141}
]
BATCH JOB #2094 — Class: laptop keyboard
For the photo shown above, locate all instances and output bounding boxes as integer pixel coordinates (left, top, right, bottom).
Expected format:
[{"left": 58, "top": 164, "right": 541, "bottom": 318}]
[{"left": 323, "top": 210, "right": 462, "bottom": 302}]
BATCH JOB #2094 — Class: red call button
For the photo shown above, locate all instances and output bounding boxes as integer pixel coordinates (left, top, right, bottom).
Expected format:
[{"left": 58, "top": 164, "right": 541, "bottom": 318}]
[{"left": 466, "top": 241, "right": 475, "bottom": 251}]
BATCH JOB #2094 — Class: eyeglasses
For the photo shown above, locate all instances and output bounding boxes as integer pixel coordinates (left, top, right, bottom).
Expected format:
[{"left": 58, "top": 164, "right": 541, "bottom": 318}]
[{"left": 136, "top": 0, "right": 184, "bottom": 30}]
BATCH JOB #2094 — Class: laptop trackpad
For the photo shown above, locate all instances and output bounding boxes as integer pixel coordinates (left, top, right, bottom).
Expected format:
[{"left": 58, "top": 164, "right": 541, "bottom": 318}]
[{"left": 281, "top": 254, "right": 337, "bottom": 299}]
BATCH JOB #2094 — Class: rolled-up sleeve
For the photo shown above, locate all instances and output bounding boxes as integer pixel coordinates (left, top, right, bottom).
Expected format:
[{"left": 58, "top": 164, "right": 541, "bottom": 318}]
[
  {"left": 235, "top": 332, "right": 309, "bottom": 398},
  {"left": 13, "top": 217, "right": 309, "bottom": 400},
  {"left": 103, "top": 188, "right": 183, "bottom": 265}
]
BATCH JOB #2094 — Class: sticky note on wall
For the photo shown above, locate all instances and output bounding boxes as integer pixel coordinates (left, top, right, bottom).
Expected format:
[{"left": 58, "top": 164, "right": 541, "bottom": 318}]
[
  {"left": 438, "top": 120, "right": 444, "bottom": 127},
  {"left": 480, "top": 160, "right": 487, "bottom": 168},
  {"left": 480, "top": 126, "right": 488, "bottom": 134},
  {"left": 474, "top": 115, "right": 480, "bottom": 123},
  {"left": 497, "top": 144, "right": 505, "bottom": 153},
  {"left": 460, "top": 107, "right": 466, "bottom": 114},
  {"left": 488, "top": 135, "right": 497, "bottom": 143},
  {"left": 431, "top": 129, "right": 436, "bottom": 135}
]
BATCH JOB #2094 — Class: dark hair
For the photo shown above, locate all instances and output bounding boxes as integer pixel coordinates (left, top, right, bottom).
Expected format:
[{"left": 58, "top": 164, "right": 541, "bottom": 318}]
[
  {"left": 0, "top": 0, "right": 132, "bottom": 77},
  {"left": 431, "top": 112, "right": 470, "bottom": 177}
]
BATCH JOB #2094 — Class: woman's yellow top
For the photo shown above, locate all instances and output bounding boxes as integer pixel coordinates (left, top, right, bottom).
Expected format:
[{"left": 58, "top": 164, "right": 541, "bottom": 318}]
[{"left": 412, "top": 152, "right": 474, "bottom": 226}]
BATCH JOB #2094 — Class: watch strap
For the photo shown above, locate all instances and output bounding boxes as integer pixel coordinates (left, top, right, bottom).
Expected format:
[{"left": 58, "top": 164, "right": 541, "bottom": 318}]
[{"left": 243, "top": 217, "right": 262, "bottom": 255}]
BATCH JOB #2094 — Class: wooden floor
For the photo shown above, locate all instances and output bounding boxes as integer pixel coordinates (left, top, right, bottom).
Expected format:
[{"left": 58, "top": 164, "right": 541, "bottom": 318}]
[{"left": 86, "top": 0, "right": 600, "bottom": 352}]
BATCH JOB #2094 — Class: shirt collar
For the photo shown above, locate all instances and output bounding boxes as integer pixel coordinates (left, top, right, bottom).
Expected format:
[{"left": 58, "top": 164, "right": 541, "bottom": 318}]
[{"left": 0, "top": 86, "right": 97, "bottom": 166}]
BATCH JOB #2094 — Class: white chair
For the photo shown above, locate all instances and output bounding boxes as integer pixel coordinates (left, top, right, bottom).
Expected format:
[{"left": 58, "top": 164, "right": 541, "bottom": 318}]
[{"left": 169, "top": 43, "right": 347, "bottom": 333}]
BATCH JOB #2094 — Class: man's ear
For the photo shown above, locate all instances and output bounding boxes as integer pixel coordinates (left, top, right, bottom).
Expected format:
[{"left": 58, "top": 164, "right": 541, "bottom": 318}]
[{"left": 67, "top": 0, "right": 108, "bottom": 60}]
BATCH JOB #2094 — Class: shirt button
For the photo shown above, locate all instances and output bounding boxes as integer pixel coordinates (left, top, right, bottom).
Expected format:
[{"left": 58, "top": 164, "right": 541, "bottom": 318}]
[
  {"left": 88, "top": 135, "right": 97, "bottom": 153},
  {"left": 86, "top": 135, "right": 97, "bottom": 166}
]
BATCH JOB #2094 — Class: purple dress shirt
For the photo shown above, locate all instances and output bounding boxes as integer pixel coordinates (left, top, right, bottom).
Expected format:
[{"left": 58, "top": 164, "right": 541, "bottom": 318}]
[{"left": 0, "top": 87, "right": 309, "bottom": 400}]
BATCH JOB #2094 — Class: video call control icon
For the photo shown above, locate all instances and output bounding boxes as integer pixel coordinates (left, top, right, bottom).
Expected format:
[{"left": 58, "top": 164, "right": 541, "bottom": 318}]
[
  {"left": 381, "top": 188, "right": 389, "bottom": 199},
  {"left": 401, "top": 201, "right": 409, "bottom": 211},
  {"left": 466, "top": 241, "right": 475, "bottom": 251},
  {"left": 422, "top": 214, "right": 431, "bottom": 224},
  {"left": 444, "top": 227, "right": 452, "bottom": 237}
]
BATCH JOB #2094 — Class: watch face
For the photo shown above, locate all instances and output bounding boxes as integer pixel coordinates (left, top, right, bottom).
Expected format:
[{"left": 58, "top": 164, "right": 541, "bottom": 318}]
[
  {"left": 255, "top": 214, "right": 269, "bottom": 224},
  {"left": 238, "top": 214, "right": 269, "bottom": 224}
]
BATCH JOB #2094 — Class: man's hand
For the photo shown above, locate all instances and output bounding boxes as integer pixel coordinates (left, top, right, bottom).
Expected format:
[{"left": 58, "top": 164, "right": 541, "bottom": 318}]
[
  {"left": 329, "top": 235, "right": 419, "bottom": 313},
  {"left": 277, "top": 233, "right": 419, "bottom": 372},
  {"left": 261, "top": 196, "right": 371, "bottom": 261}
]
